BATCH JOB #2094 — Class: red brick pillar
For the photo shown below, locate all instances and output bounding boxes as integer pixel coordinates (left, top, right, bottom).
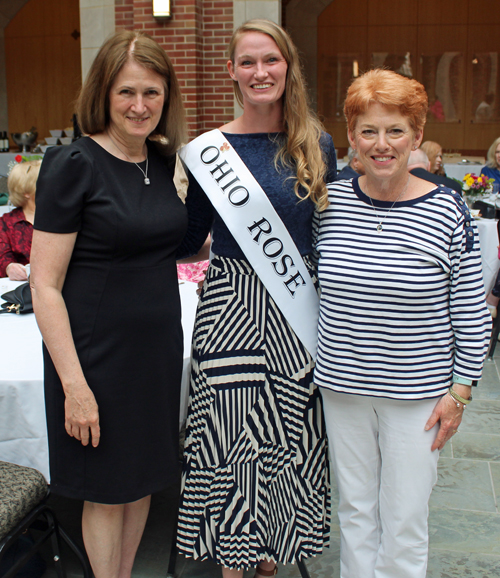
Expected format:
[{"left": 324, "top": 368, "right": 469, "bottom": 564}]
[{"left": 115, "top": 0, "right": 234, "bottom": 138}]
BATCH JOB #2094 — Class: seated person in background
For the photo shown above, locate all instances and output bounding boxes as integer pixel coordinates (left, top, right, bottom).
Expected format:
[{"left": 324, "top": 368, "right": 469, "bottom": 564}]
[
  {"left": 481, "top": 137, "right": 500, "bottom": 186},
  {"left": 0, "top": 159, "right": 41, "bottom": 280},
  {"left": 335, "top": 146, "right": 365, "bottom": 180},
  {"left": 421, "top": 140, "right": 445, "bottom": 176},
  {"left": 408, "top": 148, "right": 462, "bottom": 194},
  {"left": 475, "top": 94, "right": 494, "bottom": 122}
]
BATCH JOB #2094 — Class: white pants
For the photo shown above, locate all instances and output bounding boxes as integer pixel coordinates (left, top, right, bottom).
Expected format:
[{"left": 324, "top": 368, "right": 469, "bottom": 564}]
[{"left": 321, "top": 389, "right": 440, "bottom": 578}]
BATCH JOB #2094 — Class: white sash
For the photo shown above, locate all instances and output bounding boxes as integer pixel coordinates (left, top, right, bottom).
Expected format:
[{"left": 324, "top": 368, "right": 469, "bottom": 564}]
[{"left": 179, "top": 129, "right": 319, "bottom": 359}]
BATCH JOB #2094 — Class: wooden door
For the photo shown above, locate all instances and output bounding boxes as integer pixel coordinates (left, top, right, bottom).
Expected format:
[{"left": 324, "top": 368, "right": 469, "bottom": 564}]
[
  {"left": 5, "top": 0, "right": 81, "bottom": 148},
  {"left": 318, "top": 0, "right": 500, "bottom": 154}
]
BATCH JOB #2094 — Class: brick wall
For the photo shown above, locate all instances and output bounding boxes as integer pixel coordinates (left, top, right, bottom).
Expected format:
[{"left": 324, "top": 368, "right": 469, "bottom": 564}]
[
  {"left": 115, "top": 0, "right": 234, "bottom": 138},
  {"left": 115, "top": 0, "right": 134, "bottom": 30}
]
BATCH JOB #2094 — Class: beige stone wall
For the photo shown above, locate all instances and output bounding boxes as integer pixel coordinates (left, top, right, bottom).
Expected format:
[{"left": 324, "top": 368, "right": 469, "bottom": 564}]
[{"left": 80, "top": 0, "right": 116, "bottom": 81}]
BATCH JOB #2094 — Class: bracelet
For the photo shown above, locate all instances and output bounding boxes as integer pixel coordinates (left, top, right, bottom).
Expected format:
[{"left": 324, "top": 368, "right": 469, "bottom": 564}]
[
  {"left": 449, "top": 386, "right": 472, "bottom": 407},
  {"left": 448, "top": 392, "right": 465, "bottom": 409}
]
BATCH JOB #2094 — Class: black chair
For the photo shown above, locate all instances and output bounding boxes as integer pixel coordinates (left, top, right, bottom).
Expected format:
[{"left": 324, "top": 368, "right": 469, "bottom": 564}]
[{"left": 0, "top": 461, "right": 92, "bottom": 578}]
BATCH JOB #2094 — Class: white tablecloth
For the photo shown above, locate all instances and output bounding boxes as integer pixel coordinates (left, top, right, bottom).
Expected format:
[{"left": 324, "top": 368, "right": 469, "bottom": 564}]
[
  {"left": 0, "top": 279, "right": 199, "bottom": 480},
  {"left": 444, "top": 163, "right": 483, "bottom": 181},
  {"left": 476, "top": 219, "right": 499, "bottom": 295}
]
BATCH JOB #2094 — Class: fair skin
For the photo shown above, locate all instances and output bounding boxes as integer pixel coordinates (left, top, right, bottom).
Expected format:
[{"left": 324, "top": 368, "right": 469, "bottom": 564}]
[
  {"left": 225, "top": 31, "right": 288, "bottom": 134},
  {"left": 220, "top": 31, "right": 288, "bottom": 578},
  {"left": 349, "top": 102, "right": 471, "bottom": 452},
  {"left": 431, "top": 148, "right": 443, "bottom": 173},
  {"left": 5, "top": 194, "right": 36, "bottom": 281},
  {"left": 350, "top": 155, "right": 365, "bottom": 175},
  {"left": 30, "top": 59, "right": 166, "bottom": 578},
  {"left": 495, "top": 143, "right": 500, "bottom": 168}
]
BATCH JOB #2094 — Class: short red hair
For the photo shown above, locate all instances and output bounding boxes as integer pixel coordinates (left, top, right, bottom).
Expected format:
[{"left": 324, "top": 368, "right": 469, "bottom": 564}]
[{"left": 344, "top": 69, "right": 428, "bottom": 134}]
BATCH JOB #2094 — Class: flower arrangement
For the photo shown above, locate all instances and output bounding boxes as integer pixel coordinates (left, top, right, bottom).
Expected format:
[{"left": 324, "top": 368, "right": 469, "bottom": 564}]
[
  {"left": 462, "top": 173, "right": 495, "bottom": 196},
  {"left": 462, "top": 173, "right": 496, "bottom": 208}
]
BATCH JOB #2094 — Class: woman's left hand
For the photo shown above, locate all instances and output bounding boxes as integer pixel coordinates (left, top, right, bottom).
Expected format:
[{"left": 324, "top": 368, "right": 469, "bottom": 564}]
[{"left": 425, "top": 385, "right": 471, "bottom": 451}]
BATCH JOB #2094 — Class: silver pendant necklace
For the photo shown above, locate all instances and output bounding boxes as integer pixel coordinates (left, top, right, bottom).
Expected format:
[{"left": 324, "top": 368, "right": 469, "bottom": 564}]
[
  {"left": 367, "top": 175, "right": 410, "bottom": 233},
  {"left": 108, "top": 134, "right": 150, "bottom": 185}
]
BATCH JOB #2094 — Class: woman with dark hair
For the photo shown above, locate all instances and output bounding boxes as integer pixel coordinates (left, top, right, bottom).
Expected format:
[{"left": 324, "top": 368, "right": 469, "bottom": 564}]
[
  {"left": 177, "top": 18, "right": 336, "bottom": 578},
  {"left": 30, "top": 30, "right": 209, "bottom": 578},
  {"left": 314, "top": 69, "right": 490, "bottom": 577}
]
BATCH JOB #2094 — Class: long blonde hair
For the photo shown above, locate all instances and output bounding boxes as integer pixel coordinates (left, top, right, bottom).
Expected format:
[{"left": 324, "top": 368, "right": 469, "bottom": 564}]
[{"left": 228, "top": 20, "right": 329, "bottom": 210}]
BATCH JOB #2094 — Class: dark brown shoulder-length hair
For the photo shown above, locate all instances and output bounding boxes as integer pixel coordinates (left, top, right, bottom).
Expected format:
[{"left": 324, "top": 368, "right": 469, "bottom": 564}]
[{"left": 77, "top": 30, "right": 186, "bottom": 155}]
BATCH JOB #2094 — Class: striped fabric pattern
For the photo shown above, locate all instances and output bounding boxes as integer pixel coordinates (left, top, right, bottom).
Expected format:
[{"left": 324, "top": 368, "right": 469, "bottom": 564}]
[
  {"left": 177, "top": 256, "right": 330, "bottom": 569},
  {"left": 313, "top": 178, "right": 491, "bottom": 400}
]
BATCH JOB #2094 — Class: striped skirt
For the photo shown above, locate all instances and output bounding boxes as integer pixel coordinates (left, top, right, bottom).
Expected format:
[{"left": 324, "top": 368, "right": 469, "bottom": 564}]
[{"left": 177, "top": 256, "right": 331, "bottom": 569}]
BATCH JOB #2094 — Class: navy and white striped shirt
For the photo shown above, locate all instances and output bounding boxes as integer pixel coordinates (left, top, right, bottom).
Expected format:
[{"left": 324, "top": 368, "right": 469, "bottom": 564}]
[{"left": 313, "top": 177, "right": 491, "bottom": 400}]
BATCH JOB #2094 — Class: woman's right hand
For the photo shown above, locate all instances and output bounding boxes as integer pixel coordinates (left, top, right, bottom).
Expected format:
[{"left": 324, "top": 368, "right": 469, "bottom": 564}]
[
  {"left": 64, "top": 384, "right": 100, "bottom": 447},
  {"left": 6, "top": 263, "right": 28, "bottom": 281}
]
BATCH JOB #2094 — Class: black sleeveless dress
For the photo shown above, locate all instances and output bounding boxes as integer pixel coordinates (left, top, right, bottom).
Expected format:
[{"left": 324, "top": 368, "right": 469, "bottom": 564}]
[{"left": 34, "top": 137, "right": 187, "bottom": 504}]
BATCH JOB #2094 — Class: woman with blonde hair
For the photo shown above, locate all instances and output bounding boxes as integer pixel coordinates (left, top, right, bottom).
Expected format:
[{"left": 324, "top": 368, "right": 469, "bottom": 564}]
[
  {"left": 481, "top": 136, "right": 500, "bottom": 185},
  {"left": 177, "top": 18, "right": 336, "bottom": 578},
  {"left": 315, "top": 68, "right": 490, "bottom": 578},
  {"left": 0, "top": 159, "right": 41, "bottom": 279},
  {"left": 421, "top": 140, "right": 444, "bottom": 175}
]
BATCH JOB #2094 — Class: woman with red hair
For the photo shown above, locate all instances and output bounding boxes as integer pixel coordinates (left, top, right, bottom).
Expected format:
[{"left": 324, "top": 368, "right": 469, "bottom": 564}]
[{"left": 314, "top": 69, "right": 490, "bottom": 578}]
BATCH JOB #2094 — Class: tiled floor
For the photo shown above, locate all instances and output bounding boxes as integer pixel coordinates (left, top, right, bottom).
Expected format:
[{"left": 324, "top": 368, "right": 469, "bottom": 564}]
[{"left": 39, "top": 351, "right": 500, "bottom": 578}]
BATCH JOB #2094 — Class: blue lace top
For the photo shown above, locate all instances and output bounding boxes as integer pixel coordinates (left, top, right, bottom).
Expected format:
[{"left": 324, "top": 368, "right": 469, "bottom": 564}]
[{"left": 183, "top": 132, "right": 337, "bottom": 260}]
